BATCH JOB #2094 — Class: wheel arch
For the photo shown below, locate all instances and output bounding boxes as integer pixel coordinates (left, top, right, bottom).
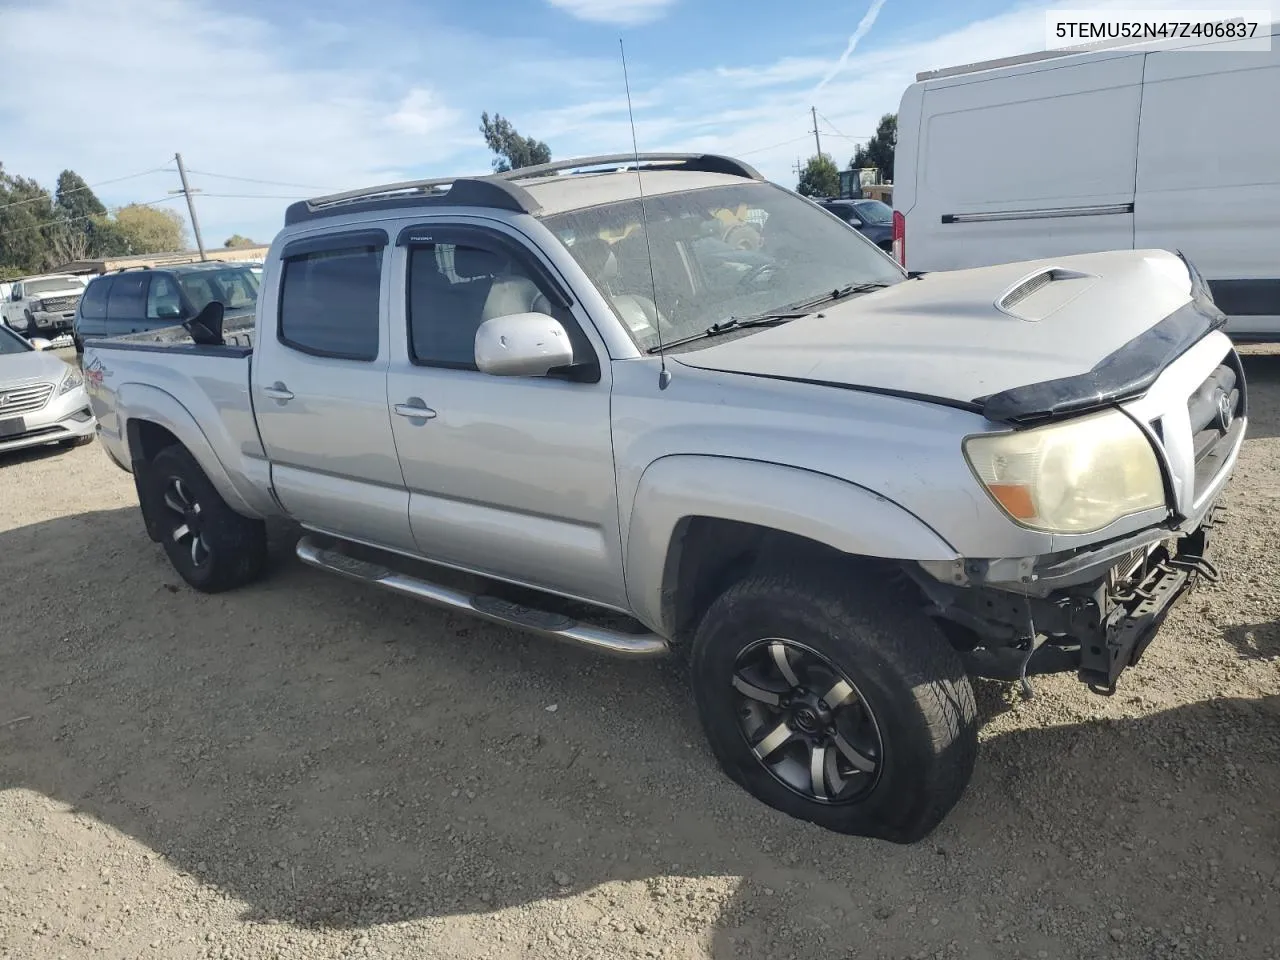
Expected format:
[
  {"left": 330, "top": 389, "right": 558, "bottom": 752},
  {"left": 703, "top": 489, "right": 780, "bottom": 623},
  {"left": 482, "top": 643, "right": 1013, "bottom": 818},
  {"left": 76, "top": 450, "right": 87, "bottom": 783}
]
[
  {"left": 120, "top": 383, "right": 267, "bottom": 522},
  {"left": 623, "top": 455, "right": 960, "bottom": 639}
]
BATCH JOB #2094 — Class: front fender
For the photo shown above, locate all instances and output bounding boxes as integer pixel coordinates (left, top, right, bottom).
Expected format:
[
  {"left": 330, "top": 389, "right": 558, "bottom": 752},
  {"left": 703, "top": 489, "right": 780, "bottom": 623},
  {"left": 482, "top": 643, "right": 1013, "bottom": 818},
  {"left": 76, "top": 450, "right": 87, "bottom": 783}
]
[
  {"left": 118, "top": 383, "right": 270, "bottom": 520},
  {"left": 623, "top": 455, "right": 960, "bottom": 633}
]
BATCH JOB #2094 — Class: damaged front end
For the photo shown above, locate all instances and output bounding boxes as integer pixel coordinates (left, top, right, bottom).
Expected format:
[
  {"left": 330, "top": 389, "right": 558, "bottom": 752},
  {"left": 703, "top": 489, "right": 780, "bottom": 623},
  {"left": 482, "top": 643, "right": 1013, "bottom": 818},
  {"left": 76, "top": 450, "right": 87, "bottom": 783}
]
[{"left": 906, "top": 505, "right": 1226, "bottom": 697}]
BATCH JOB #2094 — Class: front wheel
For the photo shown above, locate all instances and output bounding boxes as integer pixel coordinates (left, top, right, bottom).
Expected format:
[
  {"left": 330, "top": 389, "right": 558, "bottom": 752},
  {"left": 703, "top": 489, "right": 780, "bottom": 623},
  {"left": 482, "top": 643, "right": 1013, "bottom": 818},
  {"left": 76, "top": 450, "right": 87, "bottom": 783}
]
[
  {"left": 141, "top": 444, "right": 268, "bottom": 593},
  {"left": 690, "top": 564, "right": 978, "bottom": 843}
]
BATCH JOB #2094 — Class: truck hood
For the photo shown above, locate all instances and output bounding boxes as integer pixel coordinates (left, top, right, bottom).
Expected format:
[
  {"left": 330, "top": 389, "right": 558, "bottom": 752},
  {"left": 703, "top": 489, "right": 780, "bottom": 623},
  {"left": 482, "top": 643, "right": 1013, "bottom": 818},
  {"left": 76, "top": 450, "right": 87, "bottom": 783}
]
[
  {"left": 673, "top": 249, "right": 1221, "bottom": 422},
  {"left": 0, "top": 348, "right": 71, "bottom": 387},
  {"left": 29, "top": 285, "right": 85, "bottom": 300}
]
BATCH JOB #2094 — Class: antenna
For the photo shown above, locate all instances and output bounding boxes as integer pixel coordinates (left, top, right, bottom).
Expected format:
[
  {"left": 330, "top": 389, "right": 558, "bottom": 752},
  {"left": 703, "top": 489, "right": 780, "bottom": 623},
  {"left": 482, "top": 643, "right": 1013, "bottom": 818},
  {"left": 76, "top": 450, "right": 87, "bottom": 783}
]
[{"left": 619, "top": 38, "right": 671, "bottom": 390}]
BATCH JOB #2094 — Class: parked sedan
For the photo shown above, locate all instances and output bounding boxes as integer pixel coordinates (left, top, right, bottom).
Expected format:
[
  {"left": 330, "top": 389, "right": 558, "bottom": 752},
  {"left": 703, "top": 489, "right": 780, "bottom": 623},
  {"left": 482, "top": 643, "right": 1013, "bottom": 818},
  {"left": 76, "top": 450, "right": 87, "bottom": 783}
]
[
  {"left": 818, "top": 198, "right": 895, "bottom": 252},
  {"left": 0, "top": 327, "right": 96, "bottom": 456}
]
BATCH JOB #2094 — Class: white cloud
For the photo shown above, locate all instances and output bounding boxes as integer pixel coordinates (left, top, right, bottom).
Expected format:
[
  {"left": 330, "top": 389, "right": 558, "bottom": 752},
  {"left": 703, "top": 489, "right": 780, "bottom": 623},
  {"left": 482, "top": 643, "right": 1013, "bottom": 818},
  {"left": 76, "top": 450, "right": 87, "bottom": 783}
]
[
  {"left": 544, "top": 0, "right": 678, "bottom": 25},
  {"left": 0, "top": 0, "right": 1243, "bottom": 244}
]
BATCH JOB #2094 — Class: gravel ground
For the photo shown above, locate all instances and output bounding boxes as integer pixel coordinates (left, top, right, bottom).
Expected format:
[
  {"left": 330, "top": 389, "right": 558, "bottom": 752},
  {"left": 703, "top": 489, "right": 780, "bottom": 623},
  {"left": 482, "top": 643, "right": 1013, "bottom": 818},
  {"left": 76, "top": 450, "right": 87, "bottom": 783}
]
[{"left": 1, "top": 346, "right": 1278, "bottom": 960}]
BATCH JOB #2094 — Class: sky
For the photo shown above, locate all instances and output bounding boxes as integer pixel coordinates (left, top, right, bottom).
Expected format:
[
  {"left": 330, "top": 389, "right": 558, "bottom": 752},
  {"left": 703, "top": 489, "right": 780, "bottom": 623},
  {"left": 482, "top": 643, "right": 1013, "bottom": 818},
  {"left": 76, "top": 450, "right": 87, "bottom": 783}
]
[{"left": 0, "top": 0, "right": 1266, "bottom": 248}]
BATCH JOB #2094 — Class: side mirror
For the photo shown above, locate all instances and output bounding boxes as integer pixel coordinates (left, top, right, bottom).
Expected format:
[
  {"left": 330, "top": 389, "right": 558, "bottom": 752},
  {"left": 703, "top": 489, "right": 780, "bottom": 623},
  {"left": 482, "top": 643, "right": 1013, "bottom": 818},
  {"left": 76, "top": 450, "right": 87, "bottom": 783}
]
[
  {"left": 156, "top": 304, "right": 183, "bottom": 320},
  {"left": 847, "top": 216, "right": 863, "bottom": 228},
  {"left": 28, "top": 337, "right": 53, "bottom": 351},
  {"left": 474, "top": 312, "right": 573, "bottom": 377},
  {"left": 10, "top": 291, "right": 20, "bottom": 302},
  {"left": 183, "top": 299, "right": 225, "bottom": 346}
]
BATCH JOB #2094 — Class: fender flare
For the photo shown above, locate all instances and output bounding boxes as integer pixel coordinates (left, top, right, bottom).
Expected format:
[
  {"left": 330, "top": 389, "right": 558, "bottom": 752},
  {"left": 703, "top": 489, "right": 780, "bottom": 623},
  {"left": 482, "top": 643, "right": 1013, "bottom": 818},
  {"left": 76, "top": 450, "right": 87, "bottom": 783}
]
[
  {"left": 623, "top": 455, "right": 959, "bottom": 633},
  {"left": 119, "top": 382, "right": 266, "bottom": 520}
]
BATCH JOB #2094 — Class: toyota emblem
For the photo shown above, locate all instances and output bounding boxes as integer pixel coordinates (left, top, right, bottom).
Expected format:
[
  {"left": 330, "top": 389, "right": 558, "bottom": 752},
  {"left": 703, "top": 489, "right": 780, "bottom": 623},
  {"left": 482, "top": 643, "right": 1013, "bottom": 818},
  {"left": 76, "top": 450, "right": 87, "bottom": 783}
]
[{"left": 1217, "top": 390, "right": 1234, "bottom": 430}]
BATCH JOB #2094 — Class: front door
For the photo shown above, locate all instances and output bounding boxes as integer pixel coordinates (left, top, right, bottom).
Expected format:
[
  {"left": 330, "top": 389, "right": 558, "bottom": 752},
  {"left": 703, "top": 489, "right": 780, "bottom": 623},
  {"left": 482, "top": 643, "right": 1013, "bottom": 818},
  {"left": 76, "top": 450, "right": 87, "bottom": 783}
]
[
  {"left": 251, "top": 228, "right": 415, "bottom": 552},
  {"left": 384, "top": 221, "right": 626, "bottom": 609}
]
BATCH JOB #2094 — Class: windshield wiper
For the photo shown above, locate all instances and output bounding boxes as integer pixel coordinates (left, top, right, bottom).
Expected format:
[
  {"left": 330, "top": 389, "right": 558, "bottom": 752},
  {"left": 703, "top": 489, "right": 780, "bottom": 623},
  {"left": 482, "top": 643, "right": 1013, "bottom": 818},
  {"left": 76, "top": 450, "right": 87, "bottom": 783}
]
[
  {"left": 646, "top": 311, "right": 811, "bottom": 353},
  {"left": 803, "top": 280, "right": 894, "bottom": 308}
]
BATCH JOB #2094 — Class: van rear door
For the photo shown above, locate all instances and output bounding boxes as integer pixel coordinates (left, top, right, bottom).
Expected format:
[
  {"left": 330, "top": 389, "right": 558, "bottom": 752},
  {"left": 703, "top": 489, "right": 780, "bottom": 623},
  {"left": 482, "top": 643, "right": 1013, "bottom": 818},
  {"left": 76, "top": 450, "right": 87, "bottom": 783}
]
[
  {"left": 1134, "top": 27, "right": 1280, "bottom": 340},
  {"left": 904, "top": 51, "right": 1144, "bottom": 273}
]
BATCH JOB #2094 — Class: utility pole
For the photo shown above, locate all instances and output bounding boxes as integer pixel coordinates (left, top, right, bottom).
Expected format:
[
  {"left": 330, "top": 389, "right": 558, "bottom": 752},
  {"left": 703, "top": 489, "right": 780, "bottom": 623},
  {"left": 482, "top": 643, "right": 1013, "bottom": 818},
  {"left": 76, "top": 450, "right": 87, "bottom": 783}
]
[
  {"left": 810, "top": 106, "right": 823, "bottom": 160},
  {"left": 174, "top": 153, "right": 207, "bottom": 261}
]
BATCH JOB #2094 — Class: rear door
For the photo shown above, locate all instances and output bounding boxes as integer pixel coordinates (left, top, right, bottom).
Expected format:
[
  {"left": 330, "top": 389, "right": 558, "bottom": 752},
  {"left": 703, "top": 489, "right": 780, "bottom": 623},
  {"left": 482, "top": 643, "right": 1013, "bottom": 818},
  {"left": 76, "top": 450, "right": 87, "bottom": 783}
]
[
  {"left": 250, "top": 227, "right": 415, "bottom": 552},
  {"left": 1134, "top": 28, "right": 1280, "bottom": 338},
  {"left": 907, "top": 51, "right": 1144, "bottom": 271},
  {"left": 104, "top": 272, "right": 151, "bottom": 336}
]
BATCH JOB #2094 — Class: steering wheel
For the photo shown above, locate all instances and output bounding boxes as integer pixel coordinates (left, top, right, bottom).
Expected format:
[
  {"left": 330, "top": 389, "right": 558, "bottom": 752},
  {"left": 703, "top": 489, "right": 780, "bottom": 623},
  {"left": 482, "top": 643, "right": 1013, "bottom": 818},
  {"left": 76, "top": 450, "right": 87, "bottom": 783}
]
[{"left": 736, "top": 260, "right": 779, "bottom": 292}]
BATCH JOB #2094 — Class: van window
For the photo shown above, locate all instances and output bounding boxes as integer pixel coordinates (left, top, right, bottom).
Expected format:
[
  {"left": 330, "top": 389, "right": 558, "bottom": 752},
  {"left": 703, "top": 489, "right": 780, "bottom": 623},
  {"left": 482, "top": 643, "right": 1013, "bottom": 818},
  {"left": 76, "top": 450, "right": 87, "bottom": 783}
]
[
  {"left": 278, "top": 247, "right": 382, "bottom": 361},
  {"left": 80, "top": 277, "right": 112, "bottom": 320},
  {"left": 106, "top": 273, "right": 149, "bottom": 320}
]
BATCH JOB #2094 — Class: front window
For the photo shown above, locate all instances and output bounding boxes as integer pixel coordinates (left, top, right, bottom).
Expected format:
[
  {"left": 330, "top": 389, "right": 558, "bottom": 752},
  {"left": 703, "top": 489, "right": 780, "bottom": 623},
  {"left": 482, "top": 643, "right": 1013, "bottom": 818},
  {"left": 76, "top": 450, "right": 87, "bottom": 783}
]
[
  {"left": 178, "top": 267, "right": 260, "bottom": 314},
  {"left": 543, "top": 182, "right": 904, "bottom": 353},
  {"left": 0, "top": 326, "right": 33, "bottom": 354},
  {"left": 851, "top": 199, "right": 893, "bottom": 224},
  {"left": 26, "top": 277, "right": 85, "bottom": 296}
]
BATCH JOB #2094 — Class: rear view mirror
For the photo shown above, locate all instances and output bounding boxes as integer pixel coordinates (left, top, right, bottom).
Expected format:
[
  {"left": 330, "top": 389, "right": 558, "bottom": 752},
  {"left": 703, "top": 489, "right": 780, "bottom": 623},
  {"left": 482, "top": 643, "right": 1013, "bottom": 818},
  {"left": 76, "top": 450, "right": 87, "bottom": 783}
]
[
  {"left": 474, "top": 312, "right": 573, "bottom": 377},
  {"left": 184, "top": 300, "right": 225, "bottom": 346}
]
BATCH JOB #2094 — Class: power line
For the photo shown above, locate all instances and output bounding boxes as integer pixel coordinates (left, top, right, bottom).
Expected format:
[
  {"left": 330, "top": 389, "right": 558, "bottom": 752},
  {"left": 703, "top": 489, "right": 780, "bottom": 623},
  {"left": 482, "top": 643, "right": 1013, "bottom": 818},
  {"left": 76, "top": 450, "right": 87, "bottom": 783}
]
[
  {"left": 815, "top": 111, "right": 870, "bottom": 141},
  {"left": 737, "top": 134, "right": 813, "bottom": 157},
  {"left": 186, "top": 168, "right": 330, "bottom": 191},
  {"left": 0, "top": 164, "right": 175, "bottom": 213},
  {"left": 195, "top": 192, "right": 313, "bottom": 200},
  {"left": 0, "top": 194, "right": 183, "bottom": 240}
]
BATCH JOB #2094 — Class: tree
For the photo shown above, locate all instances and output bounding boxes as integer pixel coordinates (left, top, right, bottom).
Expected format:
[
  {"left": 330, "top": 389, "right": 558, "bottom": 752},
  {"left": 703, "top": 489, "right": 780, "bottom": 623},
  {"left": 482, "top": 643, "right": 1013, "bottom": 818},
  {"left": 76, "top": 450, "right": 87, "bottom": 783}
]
[
  {"left": 0, "top": 165, "right": 57, "bottom": 276},
  {"left": 223, "top": 234, "right": 257, "bottom": 248},
  {"left": 850, "top": 113, "right": 897, "bottom": 182},
  {"left": 479, "top": 112, "right": 551, "bottom": 173},
  {"left": 108, "top": 204, "right": 189, "bottom": 255},
  {"left": 796, "top": 154, "right": 840, "bottom": 198},
  {"left": 50, "top": 170, "right": 107, "bottom": 263}
]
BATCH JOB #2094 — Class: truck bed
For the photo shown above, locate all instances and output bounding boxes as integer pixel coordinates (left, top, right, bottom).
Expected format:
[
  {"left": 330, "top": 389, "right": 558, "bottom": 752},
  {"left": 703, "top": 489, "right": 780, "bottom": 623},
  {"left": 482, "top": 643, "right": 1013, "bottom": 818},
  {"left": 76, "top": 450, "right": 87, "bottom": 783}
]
[{"left": 104, "top": 312, "right": 257, "bottom": 355}]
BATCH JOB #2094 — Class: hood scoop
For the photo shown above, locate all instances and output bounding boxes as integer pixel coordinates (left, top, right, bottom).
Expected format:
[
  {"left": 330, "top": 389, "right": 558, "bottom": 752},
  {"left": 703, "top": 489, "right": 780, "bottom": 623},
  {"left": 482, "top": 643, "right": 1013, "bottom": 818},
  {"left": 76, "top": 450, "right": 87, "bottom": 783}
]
[{"left": 996, "top": 266, "right": 1097, "bottom": 322}]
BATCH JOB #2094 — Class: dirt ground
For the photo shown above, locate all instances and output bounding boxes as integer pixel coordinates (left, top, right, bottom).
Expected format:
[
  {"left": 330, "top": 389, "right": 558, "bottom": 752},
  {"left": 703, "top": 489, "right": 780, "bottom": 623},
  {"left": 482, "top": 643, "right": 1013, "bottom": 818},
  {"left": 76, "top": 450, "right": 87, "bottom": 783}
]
[{"left": 1, "top": 348, "right": 1278, "bottom": 960}]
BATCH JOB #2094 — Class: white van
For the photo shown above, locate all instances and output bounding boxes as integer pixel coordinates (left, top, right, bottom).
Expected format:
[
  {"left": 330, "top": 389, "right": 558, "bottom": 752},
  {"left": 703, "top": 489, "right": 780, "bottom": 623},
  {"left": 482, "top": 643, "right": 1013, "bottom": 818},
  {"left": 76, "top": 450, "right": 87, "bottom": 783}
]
[{"left": 893, "top": 23, "right": 1280, "bottom": 340}]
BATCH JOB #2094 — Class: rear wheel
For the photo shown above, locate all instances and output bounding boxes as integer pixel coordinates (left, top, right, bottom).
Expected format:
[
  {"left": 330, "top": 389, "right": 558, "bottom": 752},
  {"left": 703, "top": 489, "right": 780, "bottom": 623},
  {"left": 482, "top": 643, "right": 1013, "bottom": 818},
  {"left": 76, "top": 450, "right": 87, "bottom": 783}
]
[
  {"left": 690, "top": 563, "right": 978, "bottom": 843},
  {"left": 141, "top": 444, "right": 267, "bottom": 593}
]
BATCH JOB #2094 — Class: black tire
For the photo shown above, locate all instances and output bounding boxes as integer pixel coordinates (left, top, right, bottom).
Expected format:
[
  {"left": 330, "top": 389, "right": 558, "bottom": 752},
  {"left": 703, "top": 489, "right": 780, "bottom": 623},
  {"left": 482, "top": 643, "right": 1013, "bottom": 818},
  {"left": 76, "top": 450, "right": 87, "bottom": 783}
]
[
  {"left": 690, "top": 563, "right": 978, "bottom": 843},
  {"left": 141, "top": 444, "right": 267, "bottom": 593}
]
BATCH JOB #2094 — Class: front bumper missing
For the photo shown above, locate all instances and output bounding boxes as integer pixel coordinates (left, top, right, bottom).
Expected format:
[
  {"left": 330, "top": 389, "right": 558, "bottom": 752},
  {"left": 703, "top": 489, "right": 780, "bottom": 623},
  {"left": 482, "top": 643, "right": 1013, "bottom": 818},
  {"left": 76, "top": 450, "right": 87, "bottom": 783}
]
[{"left": 909, "top": 505, "right": 1225, "bottom": 696}]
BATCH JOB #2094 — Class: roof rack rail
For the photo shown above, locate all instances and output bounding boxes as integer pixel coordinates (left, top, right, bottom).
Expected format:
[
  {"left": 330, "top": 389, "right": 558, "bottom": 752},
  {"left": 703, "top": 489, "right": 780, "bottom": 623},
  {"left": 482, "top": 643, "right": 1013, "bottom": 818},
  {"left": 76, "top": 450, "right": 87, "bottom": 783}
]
[
  {"left": 284, "top": 152, "right": 763, "bottom": 227},
  {"left": 112, "top": 264, "right": 153, "bottom": 273}
]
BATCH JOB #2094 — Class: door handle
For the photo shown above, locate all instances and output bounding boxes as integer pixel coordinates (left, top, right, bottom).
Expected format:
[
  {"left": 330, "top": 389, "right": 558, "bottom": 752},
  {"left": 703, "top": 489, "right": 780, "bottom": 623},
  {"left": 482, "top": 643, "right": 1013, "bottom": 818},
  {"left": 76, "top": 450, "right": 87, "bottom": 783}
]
[
  {"left": 263, "top": 382, "right": 294, "bottom": 401},
  {"left": 394, "top": 399, "right": 437, "bottom": 420}
]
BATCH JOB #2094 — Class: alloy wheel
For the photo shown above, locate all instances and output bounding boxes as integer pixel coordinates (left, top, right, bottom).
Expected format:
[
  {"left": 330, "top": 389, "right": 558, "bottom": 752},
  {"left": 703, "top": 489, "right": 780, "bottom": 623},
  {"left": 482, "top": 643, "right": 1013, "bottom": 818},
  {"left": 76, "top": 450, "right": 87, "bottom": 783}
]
[
  {"left": 163, "top": 476, "right": 212, "bottom": 568},
  {"left": 731, "top": 638, "right": 883, "bottom": 803}
]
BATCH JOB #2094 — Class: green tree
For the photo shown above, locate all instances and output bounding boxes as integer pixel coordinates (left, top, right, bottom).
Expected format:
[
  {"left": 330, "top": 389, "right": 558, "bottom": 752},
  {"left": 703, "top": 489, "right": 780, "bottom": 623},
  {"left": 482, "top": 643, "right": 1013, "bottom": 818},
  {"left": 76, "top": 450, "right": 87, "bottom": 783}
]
[
  {"left": 107, "top": 204, "right": 189, "bottom": 255},
  {"left": 223, "top": 234, "right": 257, "bottom": 248},
  {"left": 479, "top": 112, "right": 551, "bottom": 173},
  {"left": 50, "top": 170, "right": 108, "bottom": 263},
  {"left": 796, "top": 154, "right": 840, "bottom": 198},
  {"left": 0, "top": 165, "right": 57, "bottom": 275},
  {"left": 850, "top": 113, "right": 897, "bottom": 182}
]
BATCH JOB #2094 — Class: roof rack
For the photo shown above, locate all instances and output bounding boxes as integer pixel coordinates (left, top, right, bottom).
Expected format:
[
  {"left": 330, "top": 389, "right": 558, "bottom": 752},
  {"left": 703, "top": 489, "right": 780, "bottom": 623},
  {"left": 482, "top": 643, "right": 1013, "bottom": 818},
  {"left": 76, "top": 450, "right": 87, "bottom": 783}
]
[{"left": 284, "top": 152, "right": 764, "bottom": 227}]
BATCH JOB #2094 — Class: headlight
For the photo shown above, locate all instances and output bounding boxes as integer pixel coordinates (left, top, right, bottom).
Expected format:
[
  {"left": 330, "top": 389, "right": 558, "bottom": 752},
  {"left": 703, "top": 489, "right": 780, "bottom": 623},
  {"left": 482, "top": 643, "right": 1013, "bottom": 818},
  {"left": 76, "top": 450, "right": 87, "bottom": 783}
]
[
  {"left": 58, "top": 366, "right": 84, "bottom": 395},
  {"left": 962, "top": 410, "right": 1166, "bottom": 534}
]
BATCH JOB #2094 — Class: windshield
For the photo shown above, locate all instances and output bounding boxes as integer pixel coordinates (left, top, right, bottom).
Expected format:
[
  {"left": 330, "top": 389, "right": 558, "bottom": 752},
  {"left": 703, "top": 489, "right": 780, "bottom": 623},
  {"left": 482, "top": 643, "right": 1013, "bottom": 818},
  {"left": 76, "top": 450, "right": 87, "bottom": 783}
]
[
  {"left": 27, "top": 277, "right": 84, "bottom": 296},
  {"left": 543, "top": 182, "right": 904, "bottom": 353},
  {"left": 852, "top": 199, "right": 893, "bottom": 224},
  {"left": 178, "top": 268, "right": 260, "bottom": 313},
  {"left": 0, "top": 326, "right": 33, "bottom": 355}
]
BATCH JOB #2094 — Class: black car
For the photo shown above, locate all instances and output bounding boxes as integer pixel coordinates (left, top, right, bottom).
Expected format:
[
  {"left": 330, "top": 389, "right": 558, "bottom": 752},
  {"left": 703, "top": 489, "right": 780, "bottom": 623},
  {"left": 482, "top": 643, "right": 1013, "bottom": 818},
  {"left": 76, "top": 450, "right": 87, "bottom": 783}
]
[
  {"left": 73, "top": 261, "right": 260, "bottom": 353},
  {"left": 817, "top": 199, "right": 895, "bottom": 252}
]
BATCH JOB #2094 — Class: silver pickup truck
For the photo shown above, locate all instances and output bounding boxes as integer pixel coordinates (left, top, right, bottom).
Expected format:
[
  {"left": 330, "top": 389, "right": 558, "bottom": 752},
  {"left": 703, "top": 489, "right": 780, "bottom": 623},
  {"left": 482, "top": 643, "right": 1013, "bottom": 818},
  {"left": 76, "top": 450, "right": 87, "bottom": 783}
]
[{"left": 82, "top": 153, "right": 1246, "bottom": 843}]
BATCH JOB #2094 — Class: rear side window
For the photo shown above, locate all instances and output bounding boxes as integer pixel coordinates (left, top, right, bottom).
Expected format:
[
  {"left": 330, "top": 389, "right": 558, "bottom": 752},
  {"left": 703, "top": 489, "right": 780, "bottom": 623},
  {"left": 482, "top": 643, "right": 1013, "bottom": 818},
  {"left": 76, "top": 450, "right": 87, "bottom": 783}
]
[
  {"left": 106, "top": 273, "right": 149, "bottom": 320},
  {"left": 278, "top": 246, "right": 383, "bottom": 361},
  {"left": 80, "top": 277, "right": 112, "bottom": 320}
]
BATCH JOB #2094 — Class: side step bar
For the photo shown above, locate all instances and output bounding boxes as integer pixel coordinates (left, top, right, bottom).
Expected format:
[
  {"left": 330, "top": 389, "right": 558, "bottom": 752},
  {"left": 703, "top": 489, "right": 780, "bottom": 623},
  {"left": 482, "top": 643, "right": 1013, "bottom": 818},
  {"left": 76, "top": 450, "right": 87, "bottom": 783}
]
[{"left": 295, "top": 535, "right": 670, "bottom": 660}]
